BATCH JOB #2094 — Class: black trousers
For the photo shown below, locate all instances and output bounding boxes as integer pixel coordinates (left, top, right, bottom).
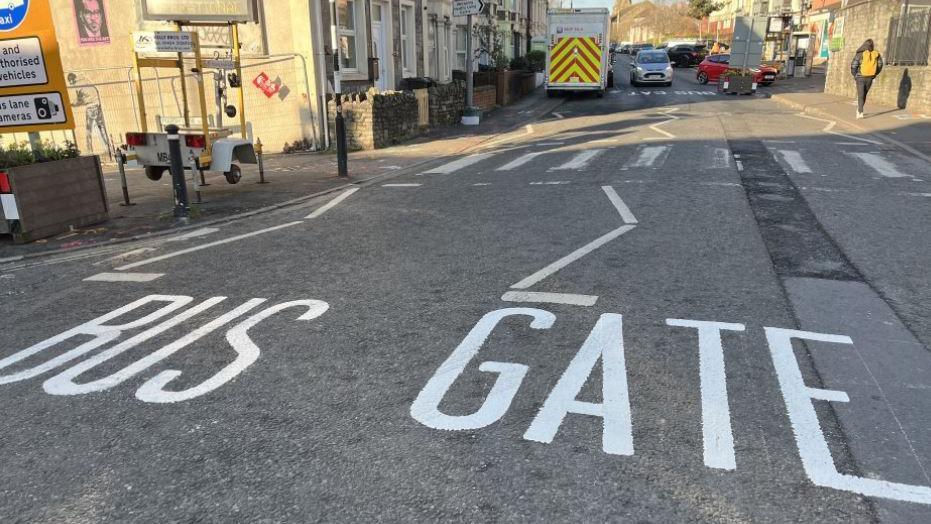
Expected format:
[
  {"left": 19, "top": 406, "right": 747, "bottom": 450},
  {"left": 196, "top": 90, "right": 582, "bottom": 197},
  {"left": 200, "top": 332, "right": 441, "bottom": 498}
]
[{"left": 856, "top": 76, "right": 874, "bottom": 112}]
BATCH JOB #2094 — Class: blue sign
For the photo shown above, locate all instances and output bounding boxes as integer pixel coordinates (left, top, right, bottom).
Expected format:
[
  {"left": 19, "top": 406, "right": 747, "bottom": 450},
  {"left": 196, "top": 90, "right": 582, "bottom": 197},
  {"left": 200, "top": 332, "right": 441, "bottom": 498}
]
[{"left": 0, "top": 0, "right": 30, "bottom": 32}]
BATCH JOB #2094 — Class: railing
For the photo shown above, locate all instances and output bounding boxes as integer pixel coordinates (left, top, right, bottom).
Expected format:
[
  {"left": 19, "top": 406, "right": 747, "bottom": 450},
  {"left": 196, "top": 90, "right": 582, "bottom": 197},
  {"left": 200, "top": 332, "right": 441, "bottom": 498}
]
[{"left": 886, "top": 8, "right": 931, "bottom": 66}]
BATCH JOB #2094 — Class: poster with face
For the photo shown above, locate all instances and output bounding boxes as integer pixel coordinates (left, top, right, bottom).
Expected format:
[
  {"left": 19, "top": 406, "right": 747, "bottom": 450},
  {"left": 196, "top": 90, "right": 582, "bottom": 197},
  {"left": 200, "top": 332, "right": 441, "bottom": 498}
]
[{"left": 73, "top": 0, "right": 110, "bottom": 46}]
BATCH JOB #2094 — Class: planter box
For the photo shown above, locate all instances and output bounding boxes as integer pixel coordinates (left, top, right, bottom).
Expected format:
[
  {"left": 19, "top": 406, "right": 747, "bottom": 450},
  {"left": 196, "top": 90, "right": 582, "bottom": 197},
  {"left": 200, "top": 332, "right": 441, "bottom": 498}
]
[
  {"left": 721, "top": 75, "right": 756, "bottom": 95},
  {"left": 0, "top": 156, "right": 108, "bottom": 244}
]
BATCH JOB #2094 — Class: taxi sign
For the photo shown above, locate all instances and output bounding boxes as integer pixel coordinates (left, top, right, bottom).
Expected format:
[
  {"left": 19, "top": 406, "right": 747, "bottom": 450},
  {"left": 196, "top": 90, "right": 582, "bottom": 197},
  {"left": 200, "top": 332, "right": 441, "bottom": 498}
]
[{"left": 0, "top": 0, "right": 74, "bottom": 132}]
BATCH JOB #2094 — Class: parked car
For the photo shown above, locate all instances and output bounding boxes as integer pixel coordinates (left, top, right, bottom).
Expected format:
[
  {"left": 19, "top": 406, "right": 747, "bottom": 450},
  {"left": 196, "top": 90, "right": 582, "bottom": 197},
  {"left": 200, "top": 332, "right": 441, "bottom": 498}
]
[
  {"left": 629, "top": 50, "right": 673, "bottom": 87},
  {"left": 696, "top": 54, "right": 778, "bottom": 85},
  {"left": 665, "top": 44, "right": 706, "bottom": 67}
]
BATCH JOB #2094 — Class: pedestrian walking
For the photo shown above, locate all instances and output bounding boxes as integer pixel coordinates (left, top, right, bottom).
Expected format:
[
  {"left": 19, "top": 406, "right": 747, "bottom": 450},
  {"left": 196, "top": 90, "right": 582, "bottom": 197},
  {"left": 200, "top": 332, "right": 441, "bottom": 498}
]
[{"left": 850, "top": 39, "right": 883, "bottom": 119}]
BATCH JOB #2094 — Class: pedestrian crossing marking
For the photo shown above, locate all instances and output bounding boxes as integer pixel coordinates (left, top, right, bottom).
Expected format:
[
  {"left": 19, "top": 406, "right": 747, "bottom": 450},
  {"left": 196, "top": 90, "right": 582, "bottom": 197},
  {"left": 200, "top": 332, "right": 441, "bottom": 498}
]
[{"left": 551, "top": 149, "right": 605, "bottom": 170}]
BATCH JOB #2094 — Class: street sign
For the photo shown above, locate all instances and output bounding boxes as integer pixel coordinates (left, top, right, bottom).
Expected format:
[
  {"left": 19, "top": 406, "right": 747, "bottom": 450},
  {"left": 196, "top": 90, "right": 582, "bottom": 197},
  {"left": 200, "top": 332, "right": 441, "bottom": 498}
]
[
  {"left": 141, "top": 0, "right": 259, "bottom": 23},
  {"left": 453, "top": 0, "right": 485, "bottom": 17},
  {"left": 0, "top": 0, "right": 74, "bottom": 132},
  {"left": 204, "top": 58, "right": 236, "bottom": 70},
  {"left": 133, "top": 31, "right": 195, "bottom": 53}
]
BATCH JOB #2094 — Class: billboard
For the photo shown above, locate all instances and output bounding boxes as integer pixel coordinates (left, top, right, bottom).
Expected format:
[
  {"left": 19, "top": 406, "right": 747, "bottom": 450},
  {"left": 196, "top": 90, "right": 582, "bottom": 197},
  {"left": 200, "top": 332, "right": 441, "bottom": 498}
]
[
  {"left": 141, "top": 0, "right": 259, "bottom": 23},
  {"left": 0, "top": 0, "right": 75, "bottom": 132}
]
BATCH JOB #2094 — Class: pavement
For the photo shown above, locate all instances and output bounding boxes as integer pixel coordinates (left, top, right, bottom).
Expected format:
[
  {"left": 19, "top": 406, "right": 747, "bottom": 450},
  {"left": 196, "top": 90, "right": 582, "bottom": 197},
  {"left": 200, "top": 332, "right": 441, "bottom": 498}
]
[
  {"left": 1, "top": 58, "right": 930, "bottom": 522},
  {"left": 0, "top": 89, "right": 562, "bottom": 261}
]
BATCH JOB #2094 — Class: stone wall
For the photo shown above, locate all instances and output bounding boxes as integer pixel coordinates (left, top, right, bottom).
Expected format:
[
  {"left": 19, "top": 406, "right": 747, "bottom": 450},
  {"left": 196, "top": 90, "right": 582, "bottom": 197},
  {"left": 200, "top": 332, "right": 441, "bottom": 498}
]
[
  {"left": 826, "top": 0, "right": 931, "bottom": 113},
  {"left": 328, "top": 89, "right": 420, "bottom": 150},
  {"left": 428, "top": 81, "right": 466, "bottom": 126}
]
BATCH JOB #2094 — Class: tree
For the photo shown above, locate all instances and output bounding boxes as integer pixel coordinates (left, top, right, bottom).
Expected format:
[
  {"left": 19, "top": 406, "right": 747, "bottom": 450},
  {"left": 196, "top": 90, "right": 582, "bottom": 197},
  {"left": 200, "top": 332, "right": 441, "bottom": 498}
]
[{"left": 687, "top": 0, "right": 722, "bottom": 20}]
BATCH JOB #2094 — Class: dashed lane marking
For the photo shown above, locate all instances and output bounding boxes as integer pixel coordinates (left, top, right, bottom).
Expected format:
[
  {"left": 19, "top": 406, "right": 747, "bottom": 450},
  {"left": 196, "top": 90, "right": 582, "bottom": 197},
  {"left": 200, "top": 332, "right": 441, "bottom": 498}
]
[
  {"left": 530, "top": 181, "right": 571, "bottom": 185},
  {"left": 501, "top": 291, "right": 599, "bottom": 307},
  {"left": 419, "top": 153, "right": 495, "bottom": 175},
  {"left": 382, "top": 183, "right": 422, "bottom": 187},
  {"left": 84, "top": 272, "right": 165, "bottom": 282},
  {"left": 551, "top": 149, "right": 605, "bottom": 171}
]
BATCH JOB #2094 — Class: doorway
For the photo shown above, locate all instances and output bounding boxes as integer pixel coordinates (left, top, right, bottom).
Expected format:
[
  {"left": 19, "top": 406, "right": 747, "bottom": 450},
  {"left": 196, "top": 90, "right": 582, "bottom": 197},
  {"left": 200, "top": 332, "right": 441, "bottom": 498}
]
[{"left": 371, "top": 1, "right": 391, "bottom": 91}]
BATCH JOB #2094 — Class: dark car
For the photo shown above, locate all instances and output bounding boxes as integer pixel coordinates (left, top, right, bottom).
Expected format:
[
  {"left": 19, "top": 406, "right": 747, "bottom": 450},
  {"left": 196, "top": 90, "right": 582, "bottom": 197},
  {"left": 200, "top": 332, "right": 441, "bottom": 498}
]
[{"left": 666, "top": 44, "right": 706, "bottom": 67}]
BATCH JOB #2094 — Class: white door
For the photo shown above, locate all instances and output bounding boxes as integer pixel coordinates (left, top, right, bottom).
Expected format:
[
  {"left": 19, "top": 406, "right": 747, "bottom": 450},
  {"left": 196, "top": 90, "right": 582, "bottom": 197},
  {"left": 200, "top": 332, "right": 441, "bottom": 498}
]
[{"left": 371, "top": 2, "right": 390, "bottom": 91}]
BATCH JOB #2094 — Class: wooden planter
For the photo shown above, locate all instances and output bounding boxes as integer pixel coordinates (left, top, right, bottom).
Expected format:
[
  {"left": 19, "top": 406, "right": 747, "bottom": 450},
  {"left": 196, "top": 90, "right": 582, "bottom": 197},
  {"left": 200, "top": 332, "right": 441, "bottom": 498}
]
[
  {"left": 721, "top": 75, "right": 756, "bottom": 95},
  {"left": 0, "top": 156, "right": 108, "bottom": 244}
]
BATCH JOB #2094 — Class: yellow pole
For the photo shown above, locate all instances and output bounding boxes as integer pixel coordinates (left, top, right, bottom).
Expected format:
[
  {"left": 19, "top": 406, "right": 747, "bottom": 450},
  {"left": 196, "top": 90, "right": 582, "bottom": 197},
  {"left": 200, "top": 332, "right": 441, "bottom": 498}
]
[
  {"left": 131, "top": 46, "right": 147, "bottom": 133},
  {"left": 192, "top": 32, "right": 212, "bottom": 162},
  {"left": 231, "top": 23, "right": 247, "bottom": 139},
  {"left": 177, "top": 22, "right": 190, "bottom": 128}
]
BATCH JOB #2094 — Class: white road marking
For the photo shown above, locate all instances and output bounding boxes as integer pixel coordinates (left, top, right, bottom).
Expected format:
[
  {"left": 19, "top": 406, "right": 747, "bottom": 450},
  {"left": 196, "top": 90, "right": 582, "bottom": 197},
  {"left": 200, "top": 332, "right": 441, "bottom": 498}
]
[
  {"left": 667, "top": 319, "right": 746, "bottom": 470},
  {"left": 552, "top": 112, "right": 565, "bottom": 119},
  {"left": 511, "top": 225, "right": 637, "bottom": 289},
  {"left": 382, "top": 183, "right": 422, "bottom": 187},
  {"left": 777, "top": 150, "right": 812, "bottom": 174},
  {"left": 848, "top": 152, "right": 910, "bottom": 178},
  {"left": 551, "top": 149, "right": 605, "bottom": 170},
  {"left": 641, "top": 137, "right": 667, "bottom": 141},
  {"left": 626, "top": 145, "right": 670, "bottom": 168},
  {"left": 525, "top": 124, "right": 534, "bottom": 134},
  {"left": 766, "top": 328, "right": 931, "bottom": 504},
  {"left": 501, "top": 291, "right": 599, "bottom": 307},
  {"left": 524, "top": 313, "right": 634, "bottom": 456},
  {"left": 795, "top": 113, "right": 883, "bottom": 145},
  {"left": 601, "top": 186, "right": 638, "bottom": 224},
  {"left": 711, "top": 147, "right": 731, "bottom": 169},
  {"left": 735, "top": 160, "right": 744, "bottom": 172},
  {"left": 648, "top": 107, "right": 680, "bottom": 138},
  {"left": 530, "top": 181, "right": 571, "bottom": 185},
  {"left": 116, "top": 221, "right": 304, "bottom": 271},
  {"left": 93, "top": 247, "right": 157, "bottom": 266},
  {"left": 166, "top": 227, "right": 220, "bottom": 242},
  {"left": 84, "top": 272, "right": 165, "bottom": 282},
  {"left": 420, "top": 153, "right": 494, "bottom": 175},
  {"left": 497, "top": 152, "right": 545, "bottom": 171},
  {"left": 305, "top": 187, "right": 360, "bottom": 218},
  {"left": 591, "top": 138, "right": 620, "bottom": 144},
  {"left": 472, "top": 183, "right": 492, "bottom": 186},
  {"left": 535, "top": 142, "right": 565, "bottom": 146}
]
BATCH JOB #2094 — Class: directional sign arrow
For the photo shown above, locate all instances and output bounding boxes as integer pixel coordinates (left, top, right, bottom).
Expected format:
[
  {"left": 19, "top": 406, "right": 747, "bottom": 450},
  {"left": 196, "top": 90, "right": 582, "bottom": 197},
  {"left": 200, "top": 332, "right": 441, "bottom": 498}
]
[{"left": 452, "top": 0, "right": 485, "bottom": 17}]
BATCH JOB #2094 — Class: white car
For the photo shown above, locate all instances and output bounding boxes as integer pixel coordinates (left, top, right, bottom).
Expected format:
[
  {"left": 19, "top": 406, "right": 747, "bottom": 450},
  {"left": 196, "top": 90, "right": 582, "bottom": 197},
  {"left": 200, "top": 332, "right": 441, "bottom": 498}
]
[{"left": 629, "top": 50, "right": 674, "bottom": 87}]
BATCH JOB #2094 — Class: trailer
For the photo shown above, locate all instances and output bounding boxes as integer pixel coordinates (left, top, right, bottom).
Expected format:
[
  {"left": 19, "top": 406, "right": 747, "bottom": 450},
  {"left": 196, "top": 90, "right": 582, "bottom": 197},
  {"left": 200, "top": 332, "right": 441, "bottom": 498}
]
[
  {"left": 124, "top": 25, "right": 257, "bottom": 185},
  {"left": 545, "top": 8, "right": 611, "bottom": 97}
]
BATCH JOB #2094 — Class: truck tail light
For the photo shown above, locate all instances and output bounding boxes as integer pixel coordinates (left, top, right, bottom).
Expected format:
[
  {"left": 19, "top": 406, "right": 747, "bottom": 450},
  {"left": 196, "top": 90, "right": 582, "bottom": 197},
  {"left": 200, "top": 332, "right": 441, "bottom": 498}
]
[
  {"left": 0, "top": 172, "right": 10, "bottom": 193},
  {"left": 185, "top": 134, "right": 206, "bottom": 148},
  {"left": 125, "top": 133, "right": 147, "bottom": 146}
]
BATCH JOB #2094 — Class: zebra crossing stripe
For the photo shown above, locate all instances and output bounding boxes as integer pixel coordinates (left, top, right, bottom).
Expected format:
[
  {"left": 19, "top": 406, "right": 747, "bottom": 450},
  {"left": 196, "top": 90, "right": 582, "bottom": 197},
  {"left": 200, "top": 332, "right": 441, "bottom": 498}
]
[{"left": 551, "top": 149, "right": 605, "bottom": 171}]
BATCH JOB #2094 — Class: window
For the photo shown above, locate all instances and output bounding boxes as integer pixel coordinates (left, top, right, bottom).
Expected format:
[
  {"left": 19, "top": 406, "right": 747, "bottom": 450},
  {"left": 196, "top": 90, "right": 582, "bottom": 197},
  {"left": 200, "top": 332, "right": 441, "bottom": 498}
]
[
  {"left": 427, "top": 19, "right": 436, "bottom": 77},
  {"left": 337, "top": 0, "right": 365, "bottom": 72},
  {"left": 455, "top": 25, "right": 468, "bottom": 71},
  {"left": 886, "top": 5, "right": 931, "bottom": 65},
  {"left": 401, "top": 3, "right": 415, "bottom": 76},
  {"left": 442, "top": 24, "right": 451, "bottom": 80}
]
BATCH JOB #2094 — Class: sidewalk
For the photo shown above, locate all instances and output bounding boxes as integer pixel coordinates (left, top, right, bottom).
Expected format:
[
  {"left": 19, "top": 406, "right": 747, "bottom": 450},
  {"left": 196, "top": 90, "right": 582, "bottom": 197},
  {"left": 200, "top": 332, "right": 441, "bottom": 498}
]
[
  {"left": 0, "top": 89, "right": 561, "bottom": 261},
  {"left": 769, "top": 69, "right": 931, "bottom": 162}
]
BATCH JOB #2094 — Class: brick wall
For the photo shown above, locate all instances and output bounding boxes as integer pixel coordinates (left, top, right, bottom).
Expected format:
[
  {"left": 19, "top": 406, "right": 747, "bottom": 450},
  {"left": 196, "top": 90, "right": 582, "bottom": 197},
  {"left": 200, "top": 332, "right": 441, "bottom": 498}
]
[
  {"left": 473, "top": 85, "right": 497, "bottom": 111},
  {"left": 825, "top": 0, "right": 931, "bottom": 113}
]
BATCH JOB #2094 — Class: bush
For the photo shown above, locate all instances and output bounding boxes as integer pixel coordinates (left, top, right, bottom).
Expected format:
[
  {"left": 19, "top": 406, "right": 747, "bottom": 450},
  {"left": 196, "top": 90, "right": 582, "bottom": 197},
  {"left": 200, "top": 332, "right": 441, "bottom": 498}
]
[
  {"left": 509, "top": 56, "right": 529, "bottom": 71},
  {"left": 527, "top": 50, "right": 546, "bottom": 72},
  {"left": 0, "top": 140, "right": 79, "bottom": 169}
]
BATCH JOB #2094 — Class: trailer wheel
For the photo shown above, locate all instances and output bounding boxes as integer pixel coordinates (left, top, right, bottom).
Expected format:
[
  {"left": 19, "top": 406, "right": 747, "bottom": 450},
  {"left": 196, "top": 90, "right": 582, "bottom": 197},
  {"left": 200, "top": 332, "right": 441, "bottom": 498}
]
[
  {"left": 144, "top": 166, "right": 166, "bottom": 181},
  {"left": 224, "top": 164, "right": 242, "bottom": 184}
]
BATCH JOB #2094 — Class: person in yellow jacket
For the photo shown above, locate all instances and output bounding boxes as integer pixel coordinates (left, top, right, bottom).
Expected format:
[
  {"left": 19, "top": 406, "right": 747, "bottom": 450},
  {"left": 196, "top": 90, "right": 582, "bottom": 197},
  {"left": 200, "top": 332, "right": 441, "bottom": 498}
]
[
  {"left": 850, "top": 39, "right": 883, "bottom": 119},
  {"left": 710, "top": 42, "right": 720, "bottom": 54}
]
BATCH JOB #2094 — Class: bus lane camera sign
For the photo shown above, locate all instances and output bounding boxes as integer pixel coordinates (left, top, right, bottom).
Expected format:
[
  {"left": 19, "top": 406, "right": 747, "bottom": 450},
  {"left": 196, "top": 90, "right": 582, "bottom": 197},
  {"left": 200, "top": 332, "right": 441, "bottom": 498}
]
[{"left": 0, "top": 0, "right": 74, "bottom": 132}]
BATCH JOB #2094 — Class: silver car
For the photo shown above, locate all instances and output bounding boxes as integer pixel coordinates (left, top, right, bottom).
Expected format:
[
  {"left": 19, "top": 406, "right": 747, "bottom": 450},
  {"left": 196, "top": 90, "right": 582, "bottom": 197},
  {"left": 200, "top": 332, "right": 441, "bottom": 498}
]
[{"left": 629, "top": 50, "right": 673, "bottom": 87}]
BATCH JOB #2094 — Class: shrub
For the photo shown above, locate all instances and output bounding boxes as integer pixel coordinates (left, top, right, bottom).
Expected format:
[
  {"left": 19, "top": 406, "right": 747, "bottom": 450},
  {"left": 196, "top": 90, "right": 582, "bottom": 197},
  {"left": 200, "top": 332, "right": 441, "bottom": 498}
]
[
  {"left": 0, "top": 140, "right": 79, "bottom": 169},
  {"left": 527, "top": 50, "right": 546, "bottom": 72},
  {"left": 509, "top": 56, "right": 529, "bottom": 71}
]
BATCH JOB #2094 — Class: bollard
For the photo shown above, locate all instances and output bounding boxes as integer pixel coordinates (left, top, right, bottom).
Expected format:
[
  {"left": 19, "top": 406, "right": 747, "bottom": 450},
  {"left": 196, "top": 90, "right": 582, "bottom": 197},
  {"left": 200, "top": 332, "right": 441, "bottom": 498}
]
[
  {"left": 190, "top": 153, "right": 204, "bottom": 204},
  {"left": 334, "top": 95, "right": 349, "bottom": 177},
  {"left": 256, "top": 137, "right": 267, "bottom": 184},
  {"left": 165, "top": 124, "right": 189, "bottom": 219},
  {"left": 116, "top": 149, "right": 134, "bottom": 207}
]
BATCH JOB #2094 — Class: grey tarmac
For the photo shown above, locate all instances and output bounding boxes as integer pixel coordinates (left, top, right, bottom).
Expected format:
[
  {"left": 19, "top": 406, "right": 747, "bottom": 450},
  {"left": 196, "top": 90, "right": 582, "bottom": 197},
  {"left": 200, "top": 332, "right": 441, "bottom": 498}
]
[{"left": 1, "top": 62, "right": 929, "bottom": 522}]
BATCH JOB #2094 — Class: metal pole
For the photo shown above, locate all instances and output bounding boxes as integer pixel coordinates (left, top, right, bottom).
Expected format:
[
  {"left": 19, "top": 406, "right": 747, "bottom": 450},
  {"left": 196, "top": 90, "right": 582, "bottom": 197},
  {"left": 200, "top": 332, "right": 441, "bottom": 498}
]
[
  {"left": 256, "top": 138, "right": 267, "bottom": 184},
  {"left": 466, "top": 14, "right": 474, "bottom": 108},
  {"left": 190, "top": 153, "right": 203, "bottom": 204},
  {"left": 329, "top": 0, "right": 349, "bottom": 177},
  {"left": 116, "top": 150, "right": 134, "bottom": 206},
  {"left": 165, "top": 124, "right": 189, "bottom": 219}
]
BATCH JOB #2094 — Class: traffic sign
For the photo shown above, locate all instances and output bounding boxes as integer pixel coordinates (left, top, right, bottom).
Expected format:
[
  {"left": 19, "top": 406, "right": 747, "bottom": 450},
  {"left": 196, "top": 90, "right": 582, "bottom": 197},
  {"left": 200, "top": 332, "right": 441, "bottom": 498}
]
[
  {"left": 453, "top": 0, "right": 485, "bottom": 17},
  {"left": 133, "top": 31, "right": 194, "bottom": 53},
  {"left": 0, "top": 0, "right": 73, "bottom": 132}
]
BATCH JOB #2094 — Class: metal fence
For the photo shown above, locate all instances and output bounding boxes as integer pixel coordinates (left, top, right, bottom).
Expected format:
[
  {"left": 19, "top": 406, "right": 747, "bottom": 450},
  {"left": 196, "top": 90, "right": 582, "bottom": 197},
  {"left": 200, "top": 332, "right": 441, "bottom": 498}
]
[{"left": 886, "top": 8, "right": 931, "bottom": 66}]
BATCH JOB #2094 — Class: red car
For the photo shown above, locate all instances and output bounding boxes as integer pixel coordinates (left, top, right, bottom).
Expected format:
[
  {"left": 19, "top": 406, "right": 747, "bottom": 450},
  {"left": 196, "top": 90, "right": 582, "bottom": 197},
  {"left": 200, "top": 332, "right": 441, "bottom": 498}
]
[{"left": 697, "top": 55, "right": 778, "bottom": 86}]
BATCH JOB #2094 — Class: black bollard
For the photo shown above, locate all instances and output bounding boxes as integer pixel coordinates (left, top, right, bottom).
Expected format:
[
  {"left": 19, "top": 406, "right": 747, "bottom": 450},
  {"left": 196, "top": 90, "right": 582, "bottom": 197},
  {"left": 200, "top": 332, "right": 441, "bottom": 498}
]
[{"left": 165, "top": 124, "right": 189, "bottom": 218}]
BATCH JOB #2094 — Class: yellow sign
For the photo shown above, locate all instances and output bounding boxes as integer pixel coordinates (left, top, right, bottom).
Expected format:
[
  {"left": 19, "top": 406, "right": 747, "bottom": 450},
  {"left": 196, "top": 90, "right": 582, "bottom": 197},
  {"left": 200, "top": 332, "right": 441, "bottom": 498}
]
[{"left": 0, "top": 0, "right": 74, "bottom": 132}]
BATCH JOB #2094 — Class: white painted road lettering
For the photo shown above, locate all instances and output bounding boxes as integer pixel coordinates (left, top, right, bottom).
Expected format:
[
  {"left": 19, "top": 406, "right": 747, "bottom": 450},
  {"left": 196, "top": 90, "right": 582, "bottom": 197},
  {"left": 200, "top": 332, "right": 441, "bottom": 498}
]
[
  {"left": 0, "top": 295, "right": 329, "bottom": 402},
  {"left": 411, "top": 310, "right": 931, "bottom": 505}
]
